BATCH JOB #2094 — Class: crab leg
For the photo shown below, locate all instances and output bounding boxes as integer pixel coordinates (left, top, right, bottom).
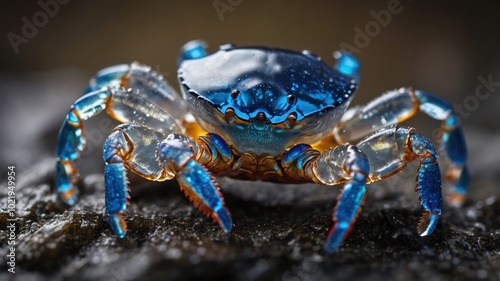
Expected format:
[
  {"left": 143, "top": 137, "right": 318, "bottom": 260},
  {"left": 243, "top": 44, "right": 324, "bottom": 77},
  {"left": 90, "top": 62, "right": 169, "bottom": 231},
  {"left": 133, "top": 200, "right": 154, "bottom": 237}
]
[
  {"left": 56, "top": 61, "right": 189, "bottom": 205},
  {"left": 281, "top": 143, "right": 368, "bottom": 253},
  {"left": 86, "top": 62, "right": 189, "bottom": 119},
  {"left": 308, "top": 126, "right": 441, "bottom": 252},
  {"left": 157, "top": 133, "right": 232, "bottom": 233},
  {"left": 177, "top": 40, "right": 208, "bottom": 66},
  {"left": 103, "top": 124, "right": 173, "bottom": 237},
  {"left": 357, "top": 127, "right": 442, "bottom": 235},
  {"left": 322, "top": 145, "right": 369, "bottom": 253},
  {"left": 333, "top": 50, "right": 361, "bottom": 83},
  {"left": 56, "top": 87, "right": 183, "bottom": 205},
  {"left": 102, "top": 125, "right": 232, "bottom": 237},
  {"left": 333, "top": 88, "right": 468, "bottom": 204}
]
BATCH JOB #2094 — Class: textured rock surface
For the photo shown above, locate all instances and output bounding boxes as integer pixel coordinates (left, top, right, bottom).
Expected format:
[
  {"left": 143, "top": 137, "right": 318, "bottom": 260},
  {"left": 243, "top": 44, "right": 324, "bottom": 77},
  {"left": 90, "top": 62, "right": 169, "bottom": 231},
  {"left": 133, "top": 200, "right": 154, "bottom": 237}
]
[{"left": 0, "top": 164, "right": 499, "bottom": 281}]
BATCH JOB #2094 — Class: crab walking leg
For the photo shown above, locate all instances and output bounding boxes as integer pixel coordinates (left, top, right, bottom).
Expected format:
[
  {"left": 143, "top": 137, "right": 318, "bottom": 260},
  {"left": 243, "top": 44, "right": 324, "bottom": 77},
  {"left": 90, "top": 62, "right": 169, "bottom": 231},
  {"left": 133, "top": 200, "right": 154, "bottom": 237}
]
[
  {"left": 103, "top": 124, "right": 172, "bottom": 237},
  {"left": 177, "top": 40, "right": 208, "bottom": 66},
  {"left": 86, "top": 62, "right": 189, "bottom": 119},
  {"left": 320, "top": 146, "right": 369, "bottom": 253},
  {"left": 56, "top": 87, "right": 183, "bottom": 205},
  {"left": 281, "top": 144, "right": 368, "bottom": 252},
  {"left": 310, "top": 126, "right": 442, "bottom": 251},
  {"left": 157, "top": 133, "right": 233, "bottom": 233},
  {"left": 281, "top": 144, "right": 369, "bottom": 252},
  {"left": 333, "top": 50, "right": 361, "bottom": 83},
  {"left": 356, "top": 127, "right": 442, "bottom": 236},
  {"left": 333, "top": 88, "right": 468, "bottom": 204}
]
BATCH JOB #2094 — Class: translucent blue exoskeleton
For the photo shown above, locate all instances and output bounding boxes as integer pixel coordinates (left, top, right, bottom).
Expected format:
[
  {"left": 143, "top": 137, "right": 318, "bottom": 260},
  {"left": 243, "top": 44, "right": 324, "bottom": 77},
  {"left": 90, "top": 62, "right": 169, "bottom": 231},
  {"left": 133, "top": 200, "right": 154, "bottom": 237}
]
[{"left": 55, "top": 40, "right": 468, "bottom": 253}]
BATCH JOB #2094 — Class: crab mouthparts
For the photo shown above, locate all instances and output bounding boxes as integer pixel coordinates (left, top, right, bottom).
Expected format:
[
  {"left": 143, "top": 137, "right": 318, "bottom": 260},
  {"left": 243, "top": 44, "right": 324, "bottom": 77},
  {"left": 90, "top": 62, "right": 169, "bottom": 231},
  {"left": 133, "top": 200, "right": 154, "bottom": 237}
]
[
  {"left": 249, "top": 112, "right": 272, "bottom": 131},
  {"left": 253, "top": 112, "right": 270, "bottom": 122}
]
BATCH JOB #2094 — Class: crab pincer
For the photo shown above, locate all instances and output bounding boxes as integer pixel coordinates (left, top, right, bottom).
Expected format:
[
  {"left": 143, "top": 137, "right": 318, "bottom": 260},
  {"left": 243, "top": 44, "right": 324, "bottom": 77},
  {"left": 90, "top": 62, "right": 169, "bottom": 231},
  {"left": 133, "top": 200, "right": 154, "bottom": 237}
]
[{"left": 157, "top": 133, "right": 233, "bottom": 233}]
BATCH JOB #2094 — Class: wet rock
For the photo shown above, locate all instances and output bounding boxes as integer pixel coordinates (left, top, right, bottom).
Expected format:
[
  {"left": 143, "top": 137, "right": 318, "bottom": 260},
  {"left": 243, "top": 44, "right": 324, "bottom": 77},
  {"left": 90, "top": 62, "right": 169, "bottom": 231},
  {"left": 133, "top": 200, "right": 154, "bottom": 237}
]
[{"left": 1, "top": 168, "right": 500, "bottom": 281}]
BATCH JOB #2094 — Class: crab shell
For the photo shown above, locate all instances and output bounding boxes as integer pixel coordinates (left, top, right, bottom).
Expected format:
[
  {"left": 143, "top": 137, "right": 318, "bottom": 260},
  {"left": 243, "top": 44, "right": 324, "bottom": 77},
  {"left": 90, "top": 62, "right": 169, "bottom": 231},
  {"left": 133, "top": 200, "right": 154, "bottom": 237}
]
[{"left": 178, "top": 45, "right": 357, "bottom": 155}]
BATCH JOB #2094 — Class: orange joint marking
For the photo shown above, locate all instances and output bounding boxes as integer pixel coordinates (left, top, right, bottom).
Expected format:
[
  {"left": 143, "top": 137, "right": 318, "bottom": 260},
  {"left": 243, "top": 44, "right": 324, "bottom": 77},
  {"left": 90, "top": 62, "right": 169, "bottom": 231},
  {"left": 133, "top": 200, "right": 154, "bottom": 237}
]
[
  {"left": 448, "top": 194, "right": 465, "bottom": 206},
  {"left": 417, "top": 210, "right": 430, "bottom": 233},
  {"left": 398, "top": 87, "right": 420, "bottom": 123},
  {"left": 66, "top": 108, "right": 83, "bottom": 127},
  {"left": 59, "top": 159, "right": 79, "bottom": 183},
  {"left": 104, "top": 88, "right": 132, "bottom": 124},
  {"left": 120, "top": 63, "right": 134, "bottom": 87},
  {"left": 61, "top": 188, "right": 76, "bottom": 202},
  {"left": 445, "top": 165, "right": 463, "bottom": 182},
  {"left": 117, "top": 212, "right": 127, "bottom": 232}
]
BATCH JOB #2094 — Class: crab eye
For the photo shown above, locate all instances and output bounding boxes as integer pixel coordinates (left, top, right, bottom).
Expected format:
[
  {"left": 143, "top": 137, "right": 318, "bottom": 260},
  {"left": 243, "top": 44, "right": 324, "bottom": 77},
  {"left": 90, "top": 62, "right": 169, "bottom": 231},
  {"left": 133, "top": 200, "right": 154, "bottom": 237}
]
[
  {"left": 286, "top": 112, "right": 297, "bottom": 128},
  {"left": 224, "top": 108, "right": 236, "bottom": 124},
  {"left": 231, "top": 90, "right": 240, "bottom": 98},
  {"left": 287, "top": 94, "right": 296, "bottom": 103},
  {"left": 225, "top": 108, "right": 235, "bottom": 117}
]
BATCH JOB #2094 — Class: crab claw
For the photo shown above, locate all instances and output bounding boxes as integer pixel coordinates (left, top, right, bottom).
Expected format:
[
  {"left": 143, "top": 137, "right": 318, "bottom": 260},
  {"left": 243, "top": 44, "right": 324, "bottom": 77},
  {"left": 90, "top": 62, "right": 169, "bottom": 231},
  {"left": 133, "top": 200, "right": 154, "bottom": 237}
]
[
  {"left": 409, "top": 133, "right": 442, "bottom": 236},
  {"left": 177, "top": 160, "right": 232, "bottom": 233},
  {"left": 158, "top": 133, "right": 232, "bottom": 233},
  {"left": 415, "top": 158, "right": 442, "bottom": 236}
]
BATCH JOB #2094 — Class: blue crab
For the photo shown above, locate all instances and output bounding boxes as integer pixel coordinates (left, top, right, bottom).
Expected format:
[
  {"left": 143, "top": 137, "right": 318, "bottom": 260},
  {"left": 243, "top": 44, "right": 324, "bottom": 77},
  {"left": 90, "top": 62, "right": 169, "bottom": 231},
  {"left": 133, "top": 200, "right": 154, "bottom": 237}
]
[{"left": 55, "top": 40, "right": 469, "bottom": 252}]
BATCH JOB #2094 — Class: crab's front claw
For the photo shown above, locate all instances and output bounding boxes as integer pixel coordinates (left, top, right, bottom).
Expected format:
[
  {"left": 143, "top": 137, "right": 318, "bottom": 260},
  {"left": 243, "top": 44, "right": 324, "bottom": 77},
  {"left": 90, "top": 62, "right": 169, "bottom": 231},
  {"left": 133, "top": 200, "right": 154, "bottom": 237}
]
[
  {"left": 177, "top": 160, "right": 232, "bottom": 233},
  {"left": 158, "top": 133, "right": 232, "bottom": 233},
  {"left": 415, "top": 161, "right": 441, "bottom": 236},
  {"left": 409, "top": 133, "right": 443, "bottom": 236}
]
